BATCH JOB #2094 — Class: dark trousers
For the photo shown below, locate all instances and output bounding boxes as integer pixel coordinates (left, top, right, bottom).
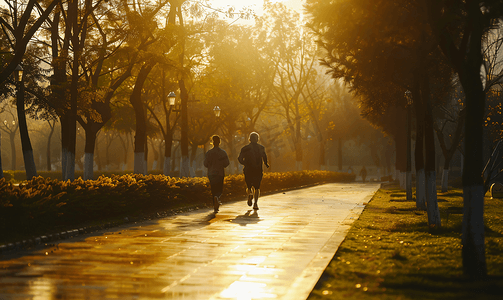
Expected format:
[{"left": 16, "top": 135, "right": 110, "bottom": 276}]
[
  {"left": 244, "top": 171, "right": 263, "bottom": 189},
  {"left": 208, "top": 175, "right": 224, "bottom": 197}
]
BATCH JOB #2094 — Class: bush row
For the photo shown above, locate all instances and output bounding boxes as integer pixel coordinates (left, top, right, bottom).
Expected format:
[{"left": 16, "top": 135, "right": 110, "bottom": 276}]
[
  {"left": 1, "top": 170, "right": 169, "bottom": 182},
  {"left": 0, "top": 170, "right": 355, "bottom": 244}
]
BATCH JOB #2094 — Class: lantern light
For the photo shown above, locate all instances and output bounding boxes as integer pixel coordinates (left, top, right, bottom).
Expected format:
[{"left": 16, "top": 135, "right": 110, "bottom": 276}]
[{"left": 213, "top": 106, "right": 221, "bottom": 117}]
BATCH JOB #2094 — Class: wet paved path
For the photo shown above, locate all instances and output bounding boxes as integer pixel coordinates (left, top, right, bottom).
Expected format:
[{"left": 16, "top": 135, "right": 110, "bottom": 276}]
[{"left": 0, "top": 183, "right": 379, "bottom": 300}]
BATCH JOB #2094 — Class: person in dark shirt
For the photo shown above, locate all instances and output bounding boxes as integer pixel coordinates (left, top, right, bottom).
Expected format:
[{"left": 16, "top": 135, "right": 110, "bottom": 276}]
[
  {"left": 204, "top": 135, "right": 230, "bottom": 213},
  {"left": 238, "top": 132, "right": 269, "bottom": 210}
]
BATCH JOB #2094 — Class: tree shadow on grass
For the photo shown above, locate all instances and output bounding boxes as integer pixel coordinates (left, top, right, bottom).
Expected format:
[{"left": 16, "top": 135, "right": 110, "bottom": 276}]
[
  {"left": 381, "top": 273, "right": 503, "bottom": 299},
  {"left": 390, "top": 199, "right": 416, "bottom": 202},
  {"left": 390, "top": 192, "right": 406, "bottom": 198}
]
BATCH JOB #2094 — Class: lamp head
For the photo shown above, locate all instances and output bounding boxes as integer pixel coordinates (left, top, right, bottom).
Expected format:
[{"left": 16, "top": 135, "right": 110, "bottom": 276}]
[
  {"left": 15, "top": 64, "right": 23, "bottom": 82},
  {"left": 213, "top": 105, "right": 221, "bottom": 117},
  {"left": 168, "top": 91, "right": 176, "bottom": 106}
]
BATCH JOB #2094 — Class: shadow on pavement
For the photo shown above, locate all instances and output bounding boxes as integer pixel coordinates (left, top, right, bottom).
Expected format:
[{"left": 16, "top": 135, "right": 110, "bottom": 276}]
[{"left": 228, "top": 210, "right": 261, "bottom": 227}]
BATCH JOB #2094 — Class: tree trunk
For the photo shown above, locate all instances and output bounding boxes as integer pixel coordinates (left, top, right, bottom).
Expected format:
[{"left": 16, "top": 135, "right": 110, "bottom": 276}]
[
  {"left": 406, "top": 103, "right": 412, "bottom": 200},
  {"left": 295, "top": 142, "right": 303, "bottom": 171},
  {"left": 95, "top": 135, "right": 102, "bottom": 171},
  {"left": 179, "top": 79, "right": 190, "bottom": 177},
  {"left": 16, "top": 81, "right": 37, "bottom": 179},
  {"left": 144, "top": 138, "right": 148, "bottom": 175},
  {"left": 395, "top": 108, "right": 407, "bottom": 189},
  {"left": 295, "top": 99, "right": 303, "bottom": 171},
  {"left": 46, "top": 121, "right": 55, "bottom": 171},
  {"left": 460, "top": 45, "right": 487, "bottom": 280},
  {"left": 10, "top": 132, "right": 16, "bottom": 170},
  {"left": 414, "top": 75, "right": 427, "bottom": 210},
  {"left": 0, "top": 131, "right": 3, "bottom": 178},
  {"left": 130, "top": 63, "right": 154, "bottom": 174},
  {"left": 158, "top": 141, "right": 164, "bottom": 171},
  {"left": 83, "top": 127, "right": 97, "bottom": 180},
  {"left": 435, "top": 109, "right": 465, "bottom": 193},
  {"left": 65, "top": 0, "right": 80, "bottom": 181},
  {"left": 423, "top": 72, "right": 441, "bottom": 228},
  {"left": 338, "top": 137, "right": 343, "bottom": 171},
  {"left": 152, "top": 140, "right": 159, "bottom": 170},
  {"left": 190, "top": 144, "right": 198, "bottom": 176},
  {"left": 319, "top": 139, "right": 326, "bottom": 170},
  {"left": 60, "top": 115, "right": 68, "bottom": 179},
  {"left": 164, "top": 136, "right": 173, "bottom": 176},
  {"left": 119, "top": 133, "right": 130, "bottom": 171}
]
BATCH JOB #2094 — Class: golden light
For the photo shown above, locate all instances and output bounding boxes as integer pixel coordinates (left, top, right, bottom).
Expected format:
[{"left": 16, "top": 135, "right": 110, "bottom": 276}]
[
  {"left": 220, "top": 256, "right": 278, "bottom": 299},
  {"left": 168, "top": 91, "right": 176, "bottom": 106},
  {"left": 213, "top": 105, "right": 221, "bottom": 117},
  {"left": 15, "top": 64, "right": 23, "bottom": 82}
]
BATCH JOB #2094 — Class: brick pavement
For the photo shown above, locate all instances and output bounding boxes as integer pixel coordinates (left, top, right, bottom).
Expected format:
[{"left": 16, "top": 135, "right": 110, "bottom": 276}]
[{"left": 0, "top": 183, "right": 380, "bottom": 300}]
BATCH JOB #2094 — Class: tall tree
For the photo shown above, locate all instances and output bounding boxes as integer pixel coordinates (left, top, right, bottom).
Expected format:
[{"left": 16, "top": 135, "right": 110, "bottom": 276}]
[
  {"left": 145, "top": 68, "right": 180, "bottom": 176},
  {"left": 0, "top": 0, "right": 60, "bottom": 85},
  {"left": 76, "top": 2, "right": 135, "bottom": 180},
  {"left": 0, "top": 105, "right": 18, "bottom": 171},
  {"left": 258, "top": 1, "right": 317, "bottom": 170},
  {"left": 426, "top": 0, "right": 503, "bottom": 279},
  {"left": 0, "top": 0, "right": 54, "bottom": 179},
  {"left": 434, "top": 85, "right": 465, "bottom": 192},
  {"left": 306, "top": 0, "right": 447, "bottom": 225}
]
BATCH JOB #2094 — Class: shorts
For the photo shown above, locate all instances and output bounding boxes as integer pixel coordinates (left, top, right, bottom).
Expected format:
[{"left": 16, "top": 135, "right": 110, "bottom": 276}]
[
  {"left": 244, "top": 171, "right": 263, "bottom": 189},
  {"left": 208, "top": 175, "right": 224, "bottom": 197}
]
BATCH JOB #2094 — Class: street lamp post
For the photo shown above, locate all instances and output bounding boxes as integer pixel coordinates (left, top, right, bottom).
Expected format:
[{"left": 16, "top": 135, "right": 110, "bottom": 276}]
[
  {"left": 405, "top": 90, "right": 413, "bottom": 201},
  {"left": 3, "top": 120, "right": 17, "bottom": 170},
  {"left": 168, "top": 90, "right": 190, "bottom": 177}
]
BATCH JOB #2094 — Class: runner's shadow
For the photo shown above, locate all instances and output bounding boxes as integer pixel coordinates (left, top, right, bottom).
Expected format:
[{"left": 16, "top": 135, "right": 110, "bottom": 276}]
[
  {"left": 171, "top": 212, "right": 217, "bottom": 231},
  {"left": 195, "top": 212, "right": 219, "bottom": 226},
  {"left": 229, "top": 210, "right": 261, "bottom": 227}
]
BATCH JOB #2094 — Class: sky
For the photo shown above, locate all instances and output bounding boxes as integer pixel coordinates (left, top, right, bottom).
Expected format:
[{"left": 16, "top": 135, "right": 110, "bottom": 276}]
[{"left": 209, "top": 0, "right": 305, "bottom": 24}]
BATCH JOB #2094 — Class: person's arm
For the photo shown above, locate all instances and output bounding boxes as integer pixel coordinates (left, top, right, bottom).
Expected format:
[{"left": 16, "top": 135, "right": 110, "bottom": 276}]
[
  {"left": 262, "top": 146, "right": 269, "bottom": 168},
  {"left": 223, "top": 151, "right": 230, "bottom": 168},
  {"left": 203, "top": 151, "right": 209, "bottom": 168},
  {"left": 238, "top": 148, "right": 245, "bottom": 165}
]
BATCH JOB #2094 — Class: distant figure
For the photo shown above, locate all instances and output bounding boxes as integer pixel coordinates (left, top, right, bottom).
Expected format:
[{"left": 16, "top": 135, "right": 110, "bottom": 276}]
[
  {"left": 238, "top": 132, "right": 269, "bottom": 210},
  {"left": 204, "top": 135, "right": 230, "bottom": 213},
  {"left": 347, "top": 166, "right": 354, "bottom": 174},
  {"left": 360, "top": 166, "right": 368, "bottom": 183}
]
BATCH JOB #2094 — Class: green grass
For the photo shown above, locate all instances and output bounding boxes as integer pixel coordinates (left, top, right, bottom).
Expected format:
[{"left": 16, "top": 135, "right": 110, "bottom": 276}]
[{"left": 308, "top": 185, "right": 503, "bottom": 300}]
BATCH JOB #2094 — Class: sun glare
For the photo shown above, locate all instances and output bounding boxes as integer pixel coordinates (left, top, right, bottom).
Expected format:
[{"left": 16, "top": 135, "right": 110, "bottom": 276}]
[{"left": 210, "top": 0, "right": 300, "bottom": 22}]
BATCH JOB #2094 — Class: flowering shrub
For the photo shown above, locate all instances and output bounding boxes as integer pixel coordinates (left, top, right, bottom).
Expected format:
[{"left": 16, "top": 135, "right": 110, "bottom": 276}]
[{"left": 0, "top": 170, "right": 354, "bottom": 243}]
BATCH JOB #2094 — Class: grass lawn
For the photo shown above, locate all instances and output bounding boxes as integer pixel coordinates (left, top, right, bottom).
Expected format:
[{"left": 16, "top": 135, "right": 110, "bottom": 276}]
[{"left": 308, "top": 184, "right": 503, "bottom": 300}]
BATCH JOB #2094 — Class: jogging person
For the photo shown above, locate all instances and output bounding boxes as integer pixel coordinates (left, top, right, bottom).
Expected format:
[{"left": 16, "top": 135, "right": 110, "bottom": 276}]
[
  {"left": 238, "top": 132, "right": 269, "bottom": 210},
  {"left": 204, "top": 135, "right": 230, "bottom": 213}
]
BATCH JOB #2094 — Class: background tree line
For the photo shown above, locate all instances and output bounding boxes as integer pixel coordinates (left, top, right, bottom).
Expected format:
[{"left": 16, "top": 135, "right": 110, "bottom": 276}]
[
  {"left": 1, "top": 0, "right": 386, "bottom": 181},
  {"left": 306, "top": 0, "right": 503, "bottom": 281}
]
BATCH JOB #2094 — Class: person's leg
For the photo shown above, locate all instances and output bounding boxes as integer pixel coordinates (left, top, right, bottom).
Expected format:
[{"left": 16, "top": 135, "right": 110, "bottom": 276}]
[
  {"left": 252, "top": 173, "right": 263, "bottom": 210},
  {"left": 215, "top": 175, "right": 224, "bottom": 198},
  {"left": 209, "top": 175, "right": 222, "bottom": 212},
  {"left": 244, "top": 173, "right": 254, "bottom": 206}
]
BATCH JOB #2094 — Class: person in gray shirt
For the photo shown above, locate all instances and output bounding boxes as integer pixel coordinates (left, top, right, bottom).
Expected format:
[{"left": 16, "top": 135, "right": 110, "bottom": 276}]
[
  {"left": 238, "top": 132, "right": 269, "bottom": 210},
  {"left": 204, "top": 135, "right": 230, "bottom": 213}
]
